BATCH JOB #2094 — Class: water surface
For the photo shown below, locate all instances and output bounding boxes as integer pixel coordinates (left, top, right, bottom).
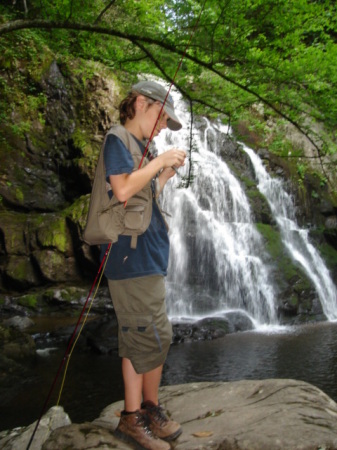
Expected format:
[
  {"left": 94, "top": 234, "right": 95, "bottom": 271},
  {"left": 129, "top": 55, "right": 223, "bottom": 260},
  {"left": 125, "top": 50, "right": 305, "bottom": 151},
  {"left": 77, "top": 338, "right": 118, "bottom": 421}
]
[{"left": 2, "top": 321, "right": 337, "bottom": 432}]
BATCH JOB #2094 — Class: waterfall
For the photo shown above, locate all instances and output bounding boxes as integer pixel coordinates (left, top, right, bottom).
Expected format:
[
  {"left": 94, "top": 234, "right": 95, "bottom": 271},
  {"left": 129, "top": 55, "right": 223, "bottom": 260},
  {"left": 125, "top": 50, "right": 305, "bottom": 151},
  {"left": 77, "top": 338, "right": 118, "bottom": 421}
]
[
  {"left": 243, "top": 145, "right": 337, "bottom": 321},
  {"left": 154, "top": 97, "right": 278, "bottom": 326}
]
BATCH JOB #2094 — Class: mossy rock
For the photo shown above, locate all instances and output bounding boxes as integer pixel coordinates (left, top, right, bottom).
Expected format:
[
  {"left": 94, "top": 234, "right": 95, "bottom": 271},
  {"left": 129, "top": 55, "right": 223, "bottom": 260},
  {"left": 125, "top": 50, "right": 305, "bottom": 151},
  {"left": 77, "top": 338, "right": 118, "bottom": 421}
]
[
  {"left": 255, "top": 222, "right": 315, "bottom": 295},
  {"left": 0, "top": 325, "right": 36, "bottom": 360},
  {"left": 0, "top": 211, "right": 29, "bottom": 255},
  {"left": 43, "top": 285, "right": 88, "bottom": 304},
  {"left": 36, "top": 215, "right": 73, "bottom": 255},
  {"left": 65, "top": 194, "right": 90, "bottom": 232},
  {"left": 17, "top": 293, "right": 39, "bottom": 309},
  {"left": 32, "top": 250, "right": 81, "bottom": 283},
  {"left": 4, "top": 255, "right": 41, "bottom": 289},
  {"left": 246, "top": 189, "right": 274, "bottom": 224}
]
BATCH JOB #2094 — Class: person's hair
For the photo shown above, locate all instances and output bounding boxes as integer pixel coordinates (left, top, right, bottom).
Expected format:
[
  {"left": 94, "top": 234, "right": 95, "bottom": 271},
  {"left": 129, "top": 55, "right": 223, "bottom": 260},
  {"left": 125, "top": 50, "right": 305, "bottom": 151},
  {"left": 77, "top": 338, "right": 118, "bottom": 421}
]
[{"left": 119, "top": 91, "right": 156, "bottom": 125}]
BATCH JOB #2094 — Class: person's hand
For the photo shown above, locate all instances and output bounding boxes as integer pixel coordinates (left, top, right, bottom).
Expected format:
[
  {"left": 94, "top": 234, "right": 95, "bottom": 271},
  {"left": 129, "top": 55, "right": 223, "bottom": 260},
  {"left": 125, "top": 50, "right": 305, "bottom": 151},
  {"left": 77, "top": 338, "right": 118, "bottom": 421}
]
[
  {"left": 159, "top": 148, "right": 186, "bottom": 170},
  {"left": 161, "top": 167, "right": 177, "bottom": 181}
]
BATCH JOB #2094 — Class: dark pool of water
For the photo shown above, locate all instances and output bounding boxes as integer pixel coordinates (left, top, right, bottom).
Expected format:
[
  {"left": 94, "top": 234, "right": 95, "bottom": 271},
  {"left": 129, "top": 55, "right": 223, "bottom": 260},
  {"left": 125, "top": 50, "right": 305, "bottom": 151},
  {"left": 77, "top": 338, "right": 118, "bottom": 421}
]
[{"left": 2, "top": 321, "right": 337, "bottom": 432}]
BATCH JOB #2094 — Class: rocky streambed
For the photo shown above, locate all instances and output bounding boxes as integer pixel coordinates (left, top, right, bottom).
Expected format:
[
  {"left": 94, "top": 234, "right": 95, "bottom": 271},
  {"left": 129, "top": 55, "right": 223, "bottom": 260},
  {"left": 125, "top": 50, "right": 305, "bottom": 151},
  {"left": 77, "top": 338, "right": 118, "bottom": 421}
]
[{"left": 0, "top": 284, "right": 259, "bottom": 430}]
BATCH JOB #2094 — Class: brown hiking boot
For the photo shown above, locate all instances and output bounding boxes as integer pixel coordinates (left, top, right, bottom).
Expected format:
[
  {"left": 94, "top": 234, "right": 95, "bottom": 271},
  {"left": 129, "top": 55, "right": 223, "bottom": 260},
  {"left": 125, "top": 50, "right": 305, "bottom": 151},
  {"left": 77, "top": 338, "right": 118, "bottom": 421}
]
[
  {"left": 142, "top": 401, "right": 182, "bottom": 441},
  {"left": 114, "top": 410, "right": 170, "bottom": 450}
]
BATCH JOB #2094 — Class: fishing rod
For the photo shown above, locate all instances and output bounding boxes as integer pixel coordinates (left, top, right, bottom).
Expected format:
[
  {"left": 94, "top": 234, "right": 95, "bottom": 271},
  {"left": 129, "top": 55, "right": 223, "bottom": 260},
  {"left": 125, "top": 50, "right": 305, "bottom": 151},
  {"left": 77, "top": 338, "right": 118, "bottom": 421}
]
[
  {"left": 26, "top": 244, "right": 112, "bottom": 450},
  {"left": 126, "top": 2, "right": 206, "bottom": 202},
  {"left": 26, "top": 2, "right": 206, "bottom": 448},
  {"left": 136, "top": 2, "right": 206, "bottom": 172}
]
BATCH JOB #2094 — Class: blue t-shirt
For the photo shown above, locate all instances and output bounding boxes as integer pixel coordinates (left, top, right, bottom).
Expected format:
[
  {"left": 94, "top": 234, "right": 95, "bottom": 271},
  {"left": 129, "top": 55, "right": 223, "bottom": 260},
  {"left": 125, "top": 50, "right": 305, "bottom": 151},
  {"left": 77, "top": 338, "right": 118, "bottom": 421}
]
[{"left": 100, "top": 133, "right": 170, "bottom": 280}]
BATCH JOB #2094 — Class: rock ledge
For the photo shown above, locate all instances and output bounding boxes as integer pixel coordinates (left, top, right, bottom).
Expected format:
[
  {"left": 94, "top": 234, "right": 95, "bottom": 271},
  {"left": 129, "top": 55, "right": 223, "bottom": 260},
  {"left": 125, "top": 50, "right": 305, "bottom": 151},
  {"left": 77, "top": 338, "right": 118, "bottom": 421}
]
[{"left": 2, "top": 379, "right": 337, "bottom": 449}]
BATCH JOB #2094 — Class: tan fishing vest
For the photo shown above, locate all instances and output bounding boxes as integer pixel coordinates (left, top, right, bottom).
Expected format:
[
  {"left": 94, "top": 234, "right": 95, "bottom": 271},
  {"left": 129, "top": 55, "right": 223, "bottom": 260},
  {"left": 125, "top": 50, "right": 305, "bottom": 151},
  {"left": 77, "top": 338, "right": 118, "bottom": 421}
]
[{"left": 83, "top": 125, "right": 165, "bottom": 249}]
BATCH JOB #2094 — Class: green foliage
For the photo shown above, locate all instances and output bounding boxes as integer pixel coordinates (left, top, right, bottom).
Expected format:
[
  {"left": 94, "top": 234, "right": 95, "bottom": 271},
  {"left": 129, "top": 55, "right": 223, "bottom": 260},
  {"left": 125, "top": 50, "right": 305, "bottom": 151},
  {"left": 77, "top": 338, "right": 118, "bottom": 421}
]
[
  {"left": 256, "top": 223, "right": 298, "bottom": 280},
  {"left": 256, "top": 222, "right": 312, "bottom": 289},
  {"left": 313, "top": 171, "right": 328, "bottom": 188},
  {"left": 15, "top": 187, "right": 24, "bottom": 203},
  {"left": 0, "top": 0, "right": 336, "bottom": 177},
  {"left": 297, "top": 163, "right": 307, "bottom": 181},
  {"left": 0, "top": 26, "right": 52, "bottom": 142}
]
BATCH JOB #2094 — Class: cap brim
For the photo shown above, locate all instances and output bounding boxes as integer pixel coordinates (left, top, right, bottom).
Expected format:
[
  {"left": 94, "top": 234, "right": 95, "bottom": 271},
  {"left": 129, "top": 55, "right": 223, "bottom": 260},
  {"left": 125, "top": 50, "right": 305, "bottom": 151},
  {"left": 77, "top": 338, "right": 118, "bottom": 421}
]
[{"left": 163, "top": 104, "right": 182, "bottom": 131}]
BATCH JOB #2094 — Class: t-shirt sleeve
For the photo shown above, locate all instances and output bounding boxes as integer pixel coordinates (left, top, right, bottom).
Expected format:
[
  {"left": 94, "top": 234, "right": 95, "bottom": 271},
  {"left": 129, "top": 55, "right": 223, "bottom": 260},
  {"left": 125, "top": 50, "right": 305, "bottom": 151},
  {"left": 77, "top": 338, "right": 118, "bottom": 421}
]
[{"left": 104, "top": 134, "right": 134, "bottom": 179}]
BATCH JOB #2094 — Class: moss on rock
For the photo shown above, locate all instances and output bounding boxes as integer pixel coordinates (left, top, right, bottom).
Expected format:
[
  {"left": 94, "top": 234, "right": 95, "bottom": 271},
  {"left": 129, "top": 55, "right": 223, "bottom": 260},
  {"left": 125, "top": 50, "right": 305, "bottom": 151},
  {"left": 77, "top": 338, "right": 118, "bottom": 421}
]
[
  {"left": 0, "top": 211, "right": 29, "bottom": 255},
  {"left": 255, "top": 223, "right": 313, "bottom": 291},
  {"left": 65, "top": 195, "right": 90, "bottom": 232},
  {"left": 36, "top": 216, "right": 72, "bottom": 255},
  {"left": 43, "top": 286, "right": 88, "bottom": 304},
  {"left": 33, "top": 249, "right": 80, "bottom": 283},
  {"left": 17, "top": 293, "right": 39, "bottom": 309},
  {"left": 4, "top": 256, "right": 40, "bottom": 289}
]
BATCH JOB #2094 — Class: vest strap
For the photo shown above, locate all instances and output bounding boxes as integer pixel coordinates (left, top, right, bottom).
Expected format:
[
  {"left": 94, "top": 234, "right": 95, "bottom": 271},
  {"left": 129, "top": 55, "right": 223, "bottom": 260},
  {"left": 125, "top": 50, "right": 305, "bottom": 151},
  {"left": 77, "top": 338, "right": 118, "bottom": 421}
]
[{"left": 130, "top": 234, "right": 138, "bottom": 249}]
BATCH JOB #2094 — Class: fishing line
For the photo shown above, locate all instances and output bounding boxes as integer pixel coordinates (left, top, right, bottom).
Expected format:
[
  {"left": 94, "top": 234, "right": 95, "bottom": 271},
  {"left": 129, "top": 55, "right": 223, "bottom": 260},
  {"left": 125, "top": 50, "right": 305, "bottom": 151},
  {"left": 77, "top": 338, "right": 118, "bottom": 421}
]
[
  {"left": 26, "top": 244, "right": 112, "bottom": 450},
  {"left": 56, "top": 243, "right": 112, "bottom": 406},
  {"left": 124, "top": 0, "right": 206, "bottom": 207},
  {"left": 27, "top": 2, "right": 206, "bottom": 448}
]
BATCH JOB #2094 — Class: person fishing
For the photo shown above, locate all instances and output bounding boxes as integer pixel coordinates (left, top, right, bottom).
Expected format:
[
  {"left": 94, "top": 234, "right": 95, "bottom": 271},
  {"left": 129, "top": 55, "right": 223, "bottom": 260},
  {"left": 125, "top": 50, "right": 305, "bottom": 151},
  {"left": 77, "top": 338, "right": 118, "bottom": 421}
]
[{"left": 99, "top": 80, "right": 186, "bottom": 450}]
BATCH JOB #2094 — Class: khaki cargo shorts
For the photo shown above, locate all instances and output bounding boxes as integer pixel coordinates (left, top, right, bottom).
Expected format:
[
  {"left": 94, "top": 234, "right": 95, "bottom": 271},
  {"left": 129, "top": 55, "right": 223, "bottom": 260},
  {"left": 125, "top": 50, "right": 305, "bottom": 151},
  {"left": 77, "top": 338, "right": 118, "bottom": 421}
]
[{"left": 107, "top": 275, "right": 172, "bottom": 374}]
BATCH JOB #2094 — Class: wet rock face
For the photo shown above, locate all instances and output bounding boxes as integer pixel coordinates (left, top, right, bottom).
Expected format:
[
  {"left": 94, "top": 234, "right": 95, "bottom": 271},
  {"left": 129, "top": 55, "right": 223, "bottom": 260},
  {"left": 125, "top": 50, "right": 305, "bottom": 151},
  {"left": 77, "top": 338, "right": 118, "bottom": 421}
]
[
  {"left": 0, "top": 57, "right": 118, "bottom": 214},
  {"left": 0, "top": 59, "right": 119, "bottom": 292},
  {"left": 0, "top": 209, "right": 89, "bottom": 290},
  {"left": 172, "top": 313, "right": 254, "bottom": 344},
  {"left": 40, "top": 60, "right": 93, "bottom": 202},
  {"left": 1, "top": 60, "right": 80, "bottom": 212},
  {"left": 324, "top": 215, "right": 337, "bottom": 247}
]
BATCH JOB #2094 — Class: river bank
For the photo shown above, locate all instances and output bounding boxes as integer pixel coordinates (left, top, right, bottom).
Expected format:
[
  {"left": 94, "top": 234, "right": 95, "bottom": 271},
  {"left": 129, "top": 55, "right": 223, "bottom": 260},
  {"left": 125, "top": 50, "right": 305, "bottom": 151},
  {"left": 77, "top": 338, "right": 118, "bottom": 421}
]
[{"left": 2, "top": 293, "right": 337, "bottom": 433}]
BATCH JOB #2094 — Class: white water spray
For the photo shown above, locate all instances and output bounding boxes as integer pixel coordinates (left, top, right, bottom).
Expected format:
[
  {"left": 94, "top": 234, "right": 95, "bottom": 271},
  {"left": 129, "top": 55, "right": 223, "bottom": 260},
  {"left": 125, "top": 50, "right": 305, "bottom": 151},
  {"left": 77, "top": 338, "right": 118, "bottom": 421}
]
[
  {"left": 155, "top": 97, "right": 278, "bottom": 326},
  {"left": 243, "top": 145, "right": 337, "bottom": 321}
]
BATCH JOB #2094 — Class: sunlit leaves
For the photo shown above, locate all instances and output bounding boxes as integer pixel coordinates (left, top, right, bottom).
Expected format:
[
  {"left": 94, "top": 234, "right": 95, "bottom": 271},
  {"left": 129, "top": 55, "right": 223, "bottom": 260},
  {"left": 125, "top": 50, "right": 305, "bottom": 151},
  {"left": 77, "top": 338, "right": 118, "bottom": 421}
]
[{"left": 1, "top": 0, "right": 336, "bottom": 155}]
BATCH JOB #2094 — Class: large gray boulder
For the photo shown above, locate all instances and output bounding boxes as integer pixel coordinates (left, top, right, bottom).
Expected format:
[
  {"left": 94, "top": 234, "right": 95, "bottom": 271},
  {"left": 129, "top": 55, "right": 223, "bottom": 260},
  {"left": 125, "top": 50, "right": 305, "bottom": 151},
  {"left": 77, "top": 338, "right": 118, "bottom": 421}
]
[
  {"left": 0, "top": 406, "right": 70, "bottom": 450},
  {"left": 1, "top": 379, "right": 337, "bottom": 449}
]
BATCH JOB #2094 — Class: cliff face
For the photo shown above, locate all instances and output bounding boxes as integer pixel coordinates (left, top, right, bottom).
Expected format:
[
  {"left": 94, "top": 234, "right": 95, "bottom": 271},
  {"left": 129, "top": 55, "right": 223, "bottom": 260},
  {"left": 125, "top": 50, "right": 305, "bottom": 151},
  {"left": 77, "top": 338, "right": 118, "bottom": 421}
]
[
  {"left": 0, "top": 57, "right": 121, "bottom": 291},
  {"left": 0, "top": 55, "right": 336, "bottom": 323}
]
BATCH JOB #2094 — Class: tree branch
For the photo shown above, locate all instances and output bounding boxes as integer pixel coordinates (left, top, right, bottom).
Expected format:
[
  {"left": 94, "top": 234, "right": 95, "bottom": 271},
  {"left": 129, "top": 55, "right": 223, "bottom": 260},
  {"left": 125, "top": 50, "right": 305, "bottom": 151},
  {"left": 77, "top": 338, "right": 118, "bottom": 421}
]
[
  {"left": 94, "top": 0, "right": 117, "bottom": 25},
  {"left": 0, "top": 18, "right": 329, "bottom": 179}
]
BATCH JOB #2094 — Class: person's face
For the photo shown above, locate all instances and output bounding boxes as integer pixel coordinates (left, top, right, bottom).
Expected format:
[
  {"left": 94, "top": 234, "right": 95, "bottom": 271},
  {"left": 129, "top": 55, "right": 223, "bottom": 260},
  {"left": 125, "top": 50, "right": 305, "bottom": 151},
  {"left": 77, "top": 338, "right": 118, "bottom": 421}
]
[{"left": 138, "top": 97, "right": 169, "bottom": 138}]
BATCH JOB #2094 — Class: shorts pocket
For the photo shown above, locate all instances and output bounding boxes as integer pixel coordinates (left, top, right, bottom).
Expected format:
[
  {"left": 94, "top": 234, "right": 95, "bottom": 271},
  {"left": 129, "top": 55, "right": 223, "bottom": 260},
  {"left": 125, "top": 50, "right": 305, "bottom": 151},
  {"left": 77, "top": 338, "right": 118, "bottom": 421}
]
[{"left": 118, "top": 313, "right": 162, "bottom": 354}]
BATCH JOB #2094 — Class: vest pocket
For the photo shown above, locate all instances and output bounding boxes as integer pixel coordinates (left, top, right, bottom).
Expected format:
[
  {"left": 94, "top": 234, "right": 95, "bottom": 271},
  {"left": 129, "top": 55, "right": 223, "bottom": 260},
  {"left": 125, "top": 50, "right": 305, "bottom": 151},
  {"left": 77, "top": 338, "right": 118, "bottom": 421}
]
[
  {"left": 124, "top": 204, "right": 145, "bottom": 230},
  {"left": 123, "top": 190, "right": 151, "bottom": 234}
]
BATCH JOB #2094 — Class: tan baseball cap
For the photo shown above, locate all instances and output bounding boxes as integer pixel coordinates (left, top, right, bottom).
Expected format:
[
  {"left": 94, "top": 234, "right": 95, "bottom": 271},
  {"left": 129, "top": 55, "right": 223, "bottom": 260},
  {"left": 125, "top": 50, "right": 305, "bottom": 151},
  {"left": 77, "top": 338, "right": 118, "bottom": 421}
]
[{"left": 132, "top": 80, "right": 182, "bottom": 131}]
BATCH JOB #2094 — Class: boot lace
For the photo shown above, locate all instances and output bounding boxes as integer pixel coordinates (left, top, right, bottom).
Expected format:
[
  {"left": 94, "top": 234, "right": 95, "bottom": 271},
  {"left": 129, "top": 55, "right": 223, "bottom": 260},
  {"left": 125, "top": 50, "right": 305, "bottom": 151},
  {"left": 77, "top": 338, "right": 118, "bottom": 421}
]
[
  {"left": 149, "top": 405, "right": 168, "bottom": 426},
  {"left": 135, "top": 411, "right": 153, "bottom": 435}
]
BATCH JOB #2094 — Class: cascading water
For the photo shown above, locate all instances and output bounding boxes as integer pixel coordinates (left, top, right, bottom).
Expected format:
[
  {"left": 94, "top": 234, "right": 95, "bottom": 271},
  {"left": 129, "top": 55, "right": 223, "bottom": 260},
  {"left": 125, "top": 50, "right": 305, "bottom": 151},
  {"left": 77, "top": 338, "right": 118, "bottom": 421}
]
[
  {"left": 243, "top": 145, "right": 337, "bottom": 321},
  {"left": 155, "top": 97, "right": 278, "bottom": 326}
]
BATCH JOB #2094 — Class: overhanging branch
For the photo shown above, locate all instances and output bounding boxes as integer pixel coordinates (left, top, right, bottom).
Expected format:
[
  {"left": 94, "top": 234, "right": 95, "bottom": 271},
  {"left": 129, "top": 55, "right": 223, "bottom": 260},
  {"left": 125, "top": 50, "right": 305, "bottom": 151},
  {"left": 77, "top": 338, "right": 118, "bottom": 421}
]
[{"left": 0, "top": 19, "right": 327, "bottom": 167}]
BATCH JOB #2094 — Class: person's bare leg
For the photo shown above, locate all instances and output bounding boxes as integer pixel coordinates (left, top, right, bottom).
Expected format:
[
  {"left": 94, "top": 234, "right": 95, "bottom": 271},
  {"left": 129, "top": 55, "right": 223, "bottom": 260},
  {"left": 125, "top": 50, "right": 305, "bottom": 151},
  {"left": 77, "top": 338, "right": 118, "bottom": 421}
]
[
  {"left": 142, "top": 364, "right": 163, "bottom": 405},
  {"left": 117, "top": 359, "right": 171, "bottom": 450},
  {"left": 122, "top": 357, "right": 143, "bottom": 411},
  {"left": 141, "top": 363, "right": 182, "bottom": 441}
]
